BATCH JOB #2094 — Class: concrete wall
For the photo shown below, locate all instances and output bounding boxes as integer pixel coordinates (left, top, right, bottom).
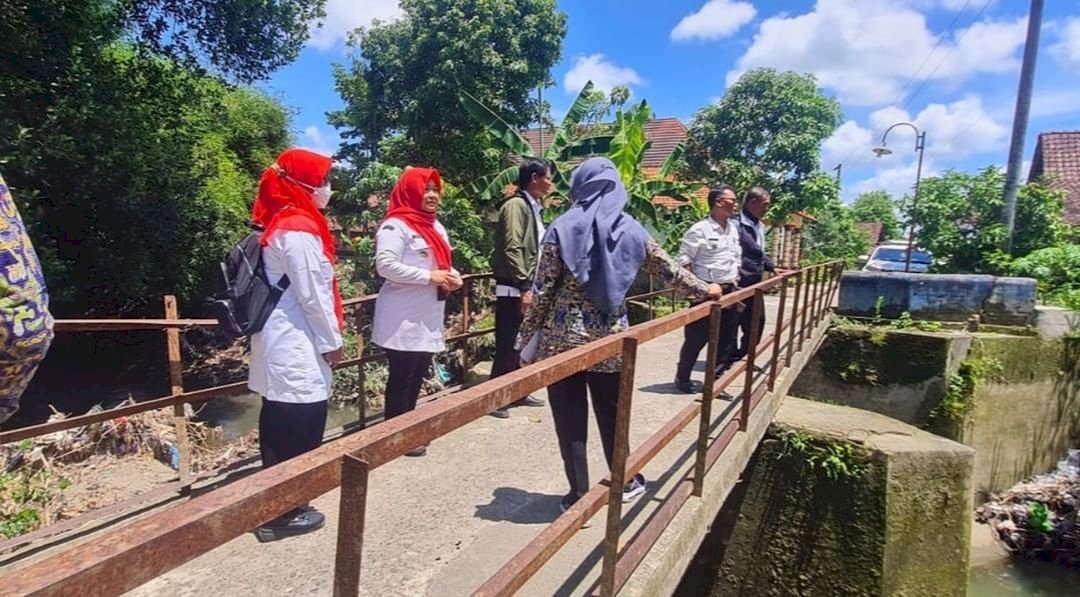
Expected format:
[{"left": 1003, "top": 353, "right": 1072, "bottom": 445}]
[
  {"left": 683, "top": 398, "right": 974, "bottom": 597},
  {"left": 791, "top": 327, "right": 1080, "bottom": 498},
  {"left": 838, "top": 273, "right": 1038, "bottom": 326}
]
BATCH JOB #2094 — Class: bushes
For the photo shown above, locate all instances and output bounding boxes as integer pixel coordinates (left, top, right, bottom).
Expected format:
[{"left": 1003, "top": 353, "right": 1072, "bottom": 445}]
[{"left": 1005, "top": 244, "right": 1080, "bottom": 308}]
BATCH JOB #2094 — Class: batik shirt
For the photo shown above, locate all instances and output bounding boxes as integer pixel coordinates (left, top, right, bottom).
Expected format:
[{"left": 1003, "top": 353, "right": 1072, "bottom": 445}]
[
  {"left": 515, "top": 239, "right": 712, "bottom": 373},
  {"left": 0, "top": 173, "right": 53, "bottom": 422}
]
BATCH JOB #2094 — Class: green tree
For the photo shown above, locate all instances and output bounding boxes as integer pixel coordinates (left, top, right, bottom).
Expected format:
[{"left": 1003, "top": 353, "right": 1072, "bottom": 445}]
[
  {"left": 1, "top": 0, "right": 306, "bottom": 315},
  {"left": 850, "top": 190, "right": 901, "bottom": 241},
  {"left": 682, "top": 68, "right": 842, "bottom": 219},
  {"left": 329, "top": 0, "right": 566, "bottom": 181},
  {"left": 901, "top": 167, "right": 1065, "bottom": 273},
  {"left": 802, "top": 195, "right": 871, "bottom": 267}
]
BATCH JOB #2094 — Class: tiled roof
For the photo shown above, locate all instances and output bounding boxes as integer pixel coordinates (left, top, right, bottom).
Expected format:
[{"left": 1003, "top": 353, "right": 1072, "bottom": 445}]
[
  {"left": 1029, "top": 131, "right": 1080, "bottom": 225},
  {"left": 519, "top": 117, "right": 689, "bottom": 168}
]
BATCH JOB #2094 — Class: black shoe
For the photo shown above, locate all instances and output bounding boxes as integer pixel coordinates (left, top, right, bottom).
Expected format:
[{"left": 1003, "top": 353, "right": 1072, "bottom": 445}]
[
  {"left": 714, "top": 363, "right": 732, "bottom": 378},
  {"left": 674, "top": 379, "right": 703, "bottom": 394},
  {"left": 405, "top": 445, "right": 428, "bottom": 457},
  {"left": 751, "top": 365, "right": 765, "bottom": 374},
  {"left": 514, "top": 395, "right": 545, "bottom": 407},
  {"left": 255, "top": 509, "right": 326, "bottom": 543},
  {"left": 489, "top": 407, "right": 510, "bottom": 419},
  {"left": 559, "top": 495, "right": 576, "bottom": 513}
]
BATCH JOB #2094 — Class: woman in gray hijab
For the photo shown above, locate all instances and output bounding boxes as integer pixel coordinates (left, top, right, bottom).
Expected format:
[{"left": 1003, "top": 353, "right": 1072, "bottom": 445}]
[{"left": 515, "top": 157, "right": 722, "bottom": 511}]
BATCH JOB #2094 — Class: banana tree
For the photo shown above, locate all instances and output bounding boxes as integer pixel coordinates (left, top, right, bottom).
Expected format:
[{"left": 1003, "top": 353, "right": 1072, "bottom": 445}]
[
  {"left": 458, "top": 81, "right": 614, "bottom": 205},
  {"left": 608, "top": 100, "right": 703, "bottom": 234}
]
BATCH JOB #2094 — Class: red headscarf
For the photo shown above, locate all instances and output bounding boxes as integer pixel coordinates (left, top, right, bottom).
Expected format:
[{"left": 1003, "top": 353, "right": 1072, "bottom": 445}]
[
  {"left": 383, "top": 167, "right": 452, "bottom": 270},
  {"left": 251, "top": 148, "right": 344, "bottom": 332}
]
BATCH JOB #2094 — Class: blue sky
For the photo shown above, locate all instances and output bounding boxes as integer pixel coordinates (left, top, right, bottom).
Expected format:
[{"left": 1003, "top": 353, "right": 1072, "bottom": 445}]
[{"left": 261, "top": 0, "right": 1080, "bottom": 201}]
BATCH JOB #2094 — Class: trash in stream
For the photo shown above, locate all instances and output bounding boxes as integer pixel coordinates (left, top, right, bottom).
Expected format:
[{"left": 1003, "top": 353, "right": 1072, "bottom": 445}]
[{"left": 976, "top": 450, "right": 1080, "bottom": 567}]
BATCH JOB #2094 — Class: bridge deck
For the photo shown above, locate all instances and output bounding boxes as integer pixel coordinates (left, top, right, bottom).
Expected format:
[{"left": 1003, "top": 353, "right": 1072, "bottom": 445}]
[{"left": 117, "top": 299, "right": 803, "bottom": 597}]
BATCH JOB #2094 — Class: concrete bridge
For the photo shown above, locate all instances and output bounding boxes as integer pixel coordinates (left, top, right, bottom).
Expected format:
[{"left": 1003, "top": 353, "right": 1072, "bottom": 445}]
[{"left": 0, "top": 264, "right": 841, "bottom": 596}]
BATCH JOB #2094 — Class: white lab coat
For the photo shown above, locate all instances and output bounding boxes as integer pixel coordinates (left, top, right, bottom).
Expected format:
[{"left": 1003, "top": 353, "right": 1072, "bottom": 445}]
[
  {"left": 248, "top": 230, "right": 343, "bottom": 404},
  {"left": 372, "top": 217, "right": 456, "bottom": 353}
]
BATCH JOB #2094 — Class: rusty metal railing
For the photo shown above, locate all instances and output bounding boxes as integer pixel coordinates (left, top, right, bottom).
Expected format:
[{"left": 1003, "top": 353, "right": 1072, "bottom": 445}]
[{"left": 0, "top": 261, "right": 842, "bottom": 596}]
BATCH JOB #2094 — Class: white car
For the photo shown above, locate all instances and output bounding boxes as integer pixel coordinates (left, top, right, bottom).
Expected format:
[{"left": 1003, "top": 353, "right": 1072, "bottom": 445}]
[{"left": 861, "top": 242, "right": 933, "bottom": 273}]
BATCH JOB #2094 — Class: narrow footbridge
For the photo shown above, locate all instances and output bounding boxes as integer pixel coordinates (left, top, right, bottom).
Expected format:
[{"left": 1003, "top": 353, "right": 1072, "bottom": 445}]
[{"left": 0, "top": 262, "right": 841, "bottom": 596}]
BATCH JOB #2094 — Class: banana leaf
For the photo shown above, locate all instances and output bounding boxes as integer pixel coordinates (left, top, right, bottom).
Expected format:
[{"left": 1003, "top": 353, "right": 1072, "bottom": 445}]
[{"left": 458, "top": 89, "right": 535, "bottom": 157}]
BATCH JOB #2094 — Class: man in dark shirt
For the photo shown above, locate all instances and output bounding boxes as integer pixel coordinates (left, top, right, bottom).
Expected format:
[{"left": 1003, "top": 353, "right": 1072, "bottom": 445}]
[{"left": 729, "top": 187, "right": 776, "bottom": 371}]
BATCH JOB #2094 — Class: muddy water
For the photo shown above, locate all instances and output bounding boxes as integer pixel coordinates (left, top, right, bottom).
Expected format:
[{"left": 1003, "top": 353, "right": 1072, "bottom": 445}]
[
  {"left": 968, "top": 560, "right": 1079, "bottom": 596},
  {"left": 194, "top": 392, "right": 364, "bottom": 441}
]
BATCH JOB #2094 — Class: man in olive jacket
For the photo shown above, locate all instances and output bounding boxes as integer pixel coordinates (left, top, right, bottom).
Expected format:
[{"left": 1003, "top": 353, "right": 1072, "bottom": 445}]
[{"left": 489, "top": 158, "right": 553, "bottom": 418}]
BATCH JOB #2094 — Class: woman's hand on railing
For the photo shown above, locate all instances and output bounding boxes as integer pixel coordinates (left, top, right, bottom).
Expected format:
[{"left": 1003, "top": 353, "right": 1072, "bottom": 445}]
[
  {"left": 323, "top": 348, "right": 345, "bottom": 366},
  {"left": 706, "top": 283, "right": 724, "bottom": 299}
]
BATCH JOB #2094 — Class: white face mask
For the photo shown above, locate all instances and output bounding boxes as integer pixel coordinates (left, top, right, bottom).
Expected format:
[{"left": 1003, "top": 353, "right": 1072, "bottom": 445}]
[{"left": 313, "top": 183, "right": 332, "bottom": 209}]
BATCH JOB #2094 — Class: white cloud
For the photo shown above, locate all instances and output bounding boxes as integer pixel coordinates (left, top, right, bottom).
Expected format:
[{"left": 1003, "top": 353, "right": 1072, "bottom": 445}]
[
  {"left": 308, "top": 0, "right": 403, "bottom": 51},
  {"left": 671, "top": 0, "right": 757, "bottom": 42},
  {"left": 727, "top": 0, "right": 1027, "bottom": 106},
  {"left": 563, "top": 54, "right": 643, "bottom": 95},
  {"left": 1050, "top": 17, "right": 1080, "bottom": 73},
  {"left": 822, "top": 120, "right": 875, "bottom": 170},
  {"left": 847, "top": 158, "right": 936, "bottom": 201},
  {"left": 869, "top": 96, "right": 1007, "bottom": 158},
  {"left": 300, "top": 125, "right": 339, "bottom": 157},
  {"left": 1031, "top": 87, "right": 1080, "bottom": 120}
]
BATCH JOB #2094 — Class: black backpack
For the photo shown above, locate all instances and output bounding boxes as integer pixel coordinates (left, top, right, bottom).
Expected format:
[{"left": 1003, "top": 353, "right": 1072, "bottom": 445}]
[{"left": 210, "top": 223, "right": 290, "bottom": 338}]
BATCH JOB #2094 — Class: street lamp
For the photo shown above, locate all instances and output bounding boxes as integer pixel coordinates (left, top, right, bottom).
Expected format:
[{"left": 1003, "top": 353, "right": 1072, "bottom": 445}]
[{"left": 872, "top": 121, "right": 926, "bottom": 273}]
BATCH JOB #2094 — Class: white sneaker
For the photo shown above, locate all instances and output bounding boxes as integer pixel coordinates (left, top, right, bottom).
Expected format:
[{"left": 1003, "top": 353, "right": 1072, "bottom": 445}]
[{"left": 622, "top": 474, "right": 647, "bottom": 503}]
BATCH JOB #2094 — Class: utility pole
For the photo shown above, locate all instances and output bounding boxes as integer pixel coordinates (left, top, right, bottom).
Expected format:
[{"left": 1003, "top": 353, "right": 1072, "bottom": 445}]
[
  {"left": 537, "top": 86, "right": 545, "bottom": 155},
  {"left": 1002, "top": 0, "right": 1044, "bottom": 253},
  {"left": 833, "top": 163, "right": 842, "bottom": 187}
]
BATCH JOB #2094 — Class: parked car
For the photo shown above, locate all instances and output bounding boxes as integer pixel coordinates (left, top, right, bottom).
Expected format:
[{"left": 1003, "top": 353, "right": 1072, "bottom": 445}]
[{"left": 860, "top": 242, "right": 933, "bottom": 273}]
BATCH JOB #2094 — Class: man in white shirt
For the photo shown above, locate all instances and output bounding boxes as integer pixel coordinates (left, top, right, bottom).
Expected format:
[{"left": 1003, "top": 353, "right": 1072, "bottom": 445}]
[
  {"left": 673, "top": 185, "right": 742, "bottom": 394},
  {"left": 488, "top": 159, "right": 552, "bottom": 418}
]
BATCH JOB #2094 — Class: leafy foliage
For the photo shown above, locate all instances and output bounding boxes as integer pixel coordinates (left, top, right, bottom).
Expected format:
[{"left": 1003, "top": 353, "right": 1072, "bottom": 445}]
[
  {"left": 850, "top": 191, "right": 901, "bottom": 241},
  {"left": 802, "top": 192, "right": 870, "bottom": 268},
  {"left": 901, "top": 167, "right": 1065, "bottom": 274},
  {"left": 777, "top": 430, "right": 868, "bottom": 481},
  {"left": 1, "top": 2, "right": 296, "bottom": 316},
  {"left": 329, "top": 0, "right": 567, "bottom": 181},
  {"left": 1003, "top": 244, "right": 1080, "bottom": 308},
  {"left": 682, "top": 68, "right": 842, "bottom": 220},
  {"left": 457, "top": 81, "right": 614, "bottom": 206},
  {"left": 930, "top": 355, "right": 1002, "bottom": 425}
]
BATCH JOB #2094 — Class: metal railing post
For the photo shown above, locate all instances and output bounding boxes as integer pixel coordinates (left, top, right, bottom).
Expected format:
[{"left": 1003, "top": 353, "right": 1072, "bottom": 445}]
[
  {"left": 600, "top": 337, "right": 639, "bottom": 597},
  {"left": 798, "top": 269, "right": 811, "bottom": 351},
  {"left": 739, "top": 290, "right": 764, "bottom": 431},
  {"left": 333, "top": 453, "right": 370, "bottom": 596},
  {"left": 460, "top": 278, "right": 472, "bottom": 379},
  {"left": 648, "top": 275, "right": 655, "bottom": 321},
  {"left": 815, "top": 266, "right": 827, "bottom": 323},
  {"left": 786, "top": 272, "right": 802, "bottom": 367},
  {"left": 355, "top": 305, "right": 367, "bottom": 428},
  {"left": 164, "top": 295, "right": 192, "bottom": 490},
  {"left": 693, "top": 304, "right": 723, "bottom": 497},
  {"left": 768, "top": 279, "right": 788, "bottom": 391}
]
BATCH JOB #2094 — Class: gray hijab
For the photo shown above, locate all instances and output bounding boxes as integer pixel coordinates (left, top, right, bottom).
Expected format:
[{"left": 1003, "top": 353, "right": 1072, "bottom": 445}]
[{"left": 544, "top": 157, "right": 649, "bottom": 315}]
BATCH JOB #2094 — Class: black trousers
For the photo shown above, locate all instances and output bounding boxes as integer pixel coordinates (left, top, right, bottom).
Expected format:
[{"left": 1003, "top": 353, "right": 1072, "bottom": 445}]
[
  {"left": 384, "top": 348, "right": 434, "bottom": 420},
  {"left": 491, "top": 296, "right": 523, "bottom": 379},
  {"left": 547, "top": 371, "right": 620, "bottom": 501},
  {"left": 735, "top": 293, "right": 767, "bottom": 361},
  {"left": 675, "top": 301, "right": 741, "bottom": 382},
  {"left": 259, "top": 398, "right": 328, "bottom": 468}
]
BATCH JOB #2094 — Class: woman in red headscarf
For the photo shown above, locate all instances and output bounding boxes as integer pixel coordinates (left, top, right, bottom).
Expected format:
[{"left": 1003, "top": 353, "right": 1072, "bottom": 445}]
[
  {"left": 372, "top": 167, "right": 461, "bottom": 456},
  {"left": 247, "top": 148, "right": 343, "bottom": 541}
]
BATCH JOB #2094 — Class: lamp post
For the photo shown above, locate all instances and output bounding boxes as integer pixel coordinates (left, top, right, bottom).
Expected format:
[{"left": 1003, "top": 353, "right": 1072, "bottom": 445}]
[{"left": 872, "top": 122, "right": 926, "bottom": 273}]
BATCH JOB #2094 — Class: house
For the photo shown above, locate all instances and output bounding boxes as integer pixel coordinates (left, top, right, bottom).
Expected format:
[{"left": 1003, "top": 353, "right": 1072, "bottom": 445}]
[
  {"left": 519, "top": 117, "right": 815, "bottom": 267},
  {"left": 854, "top": 221, "right": 885, "bottom": 247},
  {"left": 1028, "top": 131, "right": 1080, "bottom": 226}
]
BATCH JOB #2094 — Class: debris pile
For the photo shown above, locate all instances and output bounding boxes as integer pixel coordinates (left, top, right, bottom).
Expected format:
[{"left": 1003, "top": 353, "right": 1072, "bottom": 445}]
[{"left": 976, "top": 450, "right": 1080, "bottom": 567}]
